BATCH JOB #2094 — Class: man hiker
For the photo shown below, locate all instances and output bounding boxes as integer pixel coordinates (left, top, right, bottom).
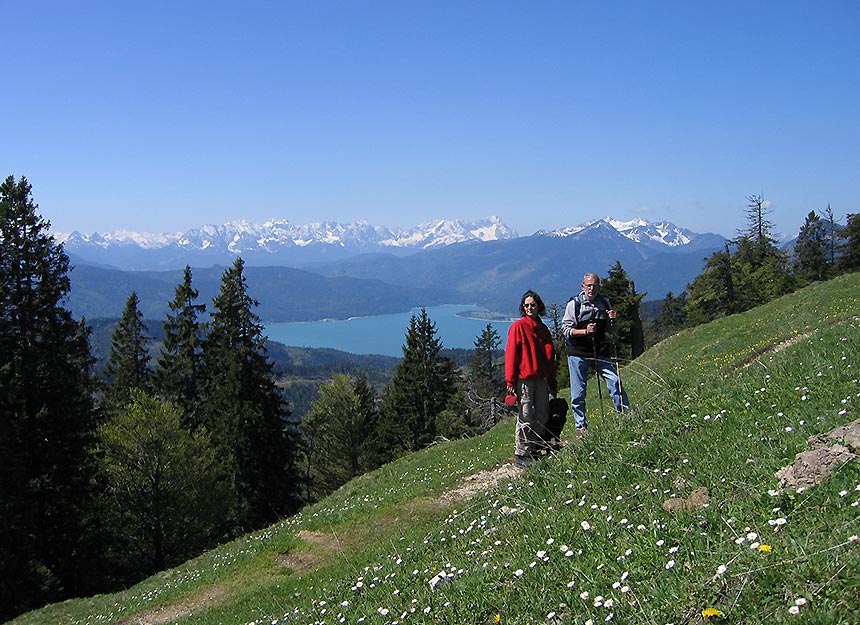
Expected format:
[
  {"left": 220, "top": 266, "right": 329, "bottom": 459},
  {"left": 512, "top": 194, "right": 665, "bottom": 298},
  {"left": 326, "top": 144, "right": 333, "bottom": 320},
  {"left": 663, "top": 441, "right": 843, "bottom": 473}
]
[{"left": 562, "top": 273, "right": 629, "bottom": 435}]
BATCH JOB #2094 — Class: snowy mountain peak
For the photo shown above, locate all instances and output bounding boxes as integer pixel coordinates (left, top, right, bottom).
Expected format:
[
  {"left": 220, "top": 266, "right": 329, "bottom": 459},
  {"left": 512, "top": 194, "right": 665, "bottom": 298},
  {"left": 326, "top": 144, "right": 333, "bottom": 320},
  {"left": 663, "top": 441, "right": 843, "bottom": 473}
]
[{"left": 543, "top": 217, "right": 698, "bottom": 248}]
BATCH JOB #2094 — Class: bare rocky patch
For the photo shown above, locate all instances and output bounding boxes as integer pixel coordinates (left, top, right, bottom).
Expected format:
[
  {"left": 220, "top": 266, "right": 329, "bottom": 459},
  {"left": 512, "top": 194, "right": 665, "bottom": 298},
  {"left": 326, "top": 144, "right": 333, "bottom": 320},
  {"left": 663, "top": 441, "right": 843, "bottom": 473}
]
[
  {"left": 662, "top": 486, "right": 710, "bottom": 513},
  {"left": 437, "top": 462, "right": 523, "bottom": 504},
  {"left": 776, "top": 418, "right": 860, "bottom": 490},
  {"left": 660, "top": 420, "right": 860, "bottom": 513}
]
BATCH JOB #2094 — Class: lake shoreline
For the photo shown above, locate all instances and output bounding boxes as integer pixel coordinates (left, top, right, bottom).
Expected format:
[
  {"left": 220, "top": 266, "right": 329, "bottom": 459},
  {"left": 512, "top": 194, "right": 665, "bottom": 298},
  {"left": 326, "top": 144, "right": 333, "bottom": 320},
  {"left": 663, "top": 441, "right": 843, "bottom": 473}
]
[{"left": 264, "top": 304, "right": 514, "bottom": 357}]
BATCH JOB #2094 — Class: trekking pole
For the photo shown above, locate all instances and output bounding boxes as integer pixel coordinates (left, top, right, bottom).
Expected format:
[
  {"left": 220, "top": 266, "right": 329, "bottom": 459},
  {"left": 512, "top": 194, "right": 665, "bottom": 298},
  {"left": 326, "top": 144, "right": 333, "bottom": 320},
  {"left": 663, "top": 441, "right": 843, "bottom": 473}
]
[
  {"left": 592, "top": 336, "right": 606, "bottom": 421},
  {"left": 610, "top": 318, "right": 625, "bottom": 412}
]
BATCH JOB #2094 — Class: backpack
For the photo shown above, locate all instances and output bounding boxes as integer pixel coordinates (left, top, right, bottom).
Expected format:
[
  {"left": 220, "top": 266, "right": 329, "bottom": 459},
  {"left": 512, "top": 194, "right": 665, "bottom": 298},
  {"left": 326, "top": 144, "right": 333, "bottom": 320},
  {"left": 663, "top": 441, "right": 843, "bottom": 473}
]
[
  {"left": 563, "top": 296, "right": 579, "bottom": 347},
  {"left": 565, "top": 293, "right": 611, "bottom": 346}
]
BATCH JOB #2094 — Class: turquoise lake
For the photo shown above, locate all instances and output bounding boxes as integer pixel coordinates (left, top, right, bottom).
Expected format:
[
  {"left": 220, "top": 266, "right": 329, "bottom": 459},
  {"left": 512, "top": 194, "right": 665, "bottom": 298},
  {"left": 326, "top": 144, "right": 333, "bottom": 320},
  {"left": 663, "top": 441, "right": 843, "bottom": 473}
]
[{"left": 265, "top": 305, "right": 514, "bottom": 357}]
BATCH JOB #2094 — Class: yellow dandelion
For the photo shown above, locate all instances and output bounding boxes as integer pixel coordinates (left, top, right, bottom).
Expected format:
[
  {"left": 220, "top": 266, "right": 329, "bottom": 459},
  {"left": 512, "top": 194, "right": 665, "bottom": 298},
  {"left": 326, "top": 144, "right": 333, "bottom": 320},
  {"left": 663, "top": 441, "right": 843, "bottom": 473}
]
[
  {"left": 494, "top": 614, "right": 501, "bottom": 624},
  {"left": 758, "top": 544, "right": 773, "bottom": 553},
  {"left": 702, "top": 607, "right": 724, "bottom": 618}
]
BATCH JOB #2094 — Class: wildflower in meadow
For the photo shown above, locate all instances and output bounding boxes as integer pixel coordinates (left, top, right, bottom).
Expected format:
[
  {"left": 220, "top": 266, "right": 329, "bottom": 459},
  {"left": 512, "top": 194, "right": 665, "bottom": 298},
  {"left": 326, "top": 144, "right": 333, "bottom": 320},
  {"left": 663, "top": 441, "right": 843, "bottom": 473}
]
[
  {"left": 758, "top": 544, "right": 773, "bottom": 553},
  {"left": 702, "top": 607, "right": 723, "bottom": 618}
]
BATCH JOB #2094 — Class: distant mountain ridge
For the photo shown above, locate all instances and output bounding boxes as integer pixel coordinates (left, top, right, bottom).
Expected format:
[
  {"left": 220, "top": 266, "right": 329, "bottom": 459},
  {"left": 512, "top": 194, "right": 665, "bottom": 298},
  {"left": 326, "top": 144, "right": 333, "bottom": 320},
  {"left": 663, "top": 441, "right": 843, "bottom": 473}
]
[
  {"left": 60, "top": 216, "right": 727, "bottom": 322},
  {"left": 55, "top": 215, "right": 721, "bottom": 271},
  {"left": 56, "top": 216, "right": 519, "bottom": 269}
]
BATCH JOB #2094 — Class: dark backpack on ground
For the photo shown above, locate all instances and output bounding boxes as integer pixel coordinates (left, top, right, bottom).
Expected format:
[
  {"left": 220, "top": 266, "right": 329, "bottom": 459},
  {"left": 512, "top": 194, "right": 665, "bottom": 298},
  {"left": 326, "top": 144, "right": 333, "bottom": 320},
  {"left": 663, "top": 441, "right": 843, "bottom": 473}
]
[{"left": 547, "top": 396, "right": 568, "bottom": 443}]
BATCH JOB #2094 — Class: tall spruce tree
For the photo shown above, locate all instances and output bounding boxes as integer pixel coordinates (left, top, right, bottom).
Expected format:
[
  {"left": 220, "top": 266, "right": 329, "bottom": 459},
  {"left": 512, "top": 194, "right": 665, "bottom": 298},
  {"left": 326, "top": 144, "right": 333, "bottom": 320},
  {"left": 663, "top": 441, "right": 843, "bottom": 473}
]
[
  {"left": 352, "top": 373, "right": 382, "bottom": 469},
  {"left": 601, "top": 261, "right": 646, "bottom": 360},
  {"left": 378, "top": 308, "right": 459, "bottom": 459},
  {"left": 468, "top": 323, "right": 503, "bottom": 399},
  {"left": 793, "top": 211, "right": 829, "bottom": 284},
  {"left": 823, "top": 204, "right": 839, "bottom": 268},
  {"left": 838, "top": 213, "right": 860, "bottom": 273},
  {"left": 657, "top": 291, "right": 687, "bottom": 338},
  {"left": 102, "top": 291, "right": 151, "bottom": 413},
  {"left": 201, "top": 258, "right": 299, "bottom": 530},
  {"left": 0, "top": 176, "right": 96, "bottom": 619},
  {"left": 154, "top": 266, "right": 206, "bottom": 425}
]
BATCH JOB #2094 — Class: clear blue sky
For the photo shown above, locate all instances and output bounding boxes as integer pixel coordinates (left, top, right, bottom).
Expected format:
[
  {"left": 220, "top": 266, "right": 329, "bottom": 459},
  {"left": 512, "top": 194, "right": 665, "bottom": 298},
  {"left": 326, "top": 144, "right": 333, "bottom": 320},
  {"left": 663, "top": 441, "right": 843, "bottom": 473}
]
[{"left": 3, "top": 1, "right": 858, "bottom": 240}]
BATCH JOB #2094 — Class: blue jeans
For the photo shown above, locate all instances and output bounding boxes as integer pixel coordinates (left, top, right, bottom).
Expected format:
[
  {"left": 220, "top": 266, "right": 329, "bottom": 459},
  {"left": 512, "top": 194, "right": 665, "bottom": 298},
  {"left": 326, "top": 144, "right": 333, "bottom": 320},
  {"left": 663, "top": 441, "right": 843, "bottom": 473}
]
[{"left": 568, "top": 354, "right": 629, "bottom": 430}]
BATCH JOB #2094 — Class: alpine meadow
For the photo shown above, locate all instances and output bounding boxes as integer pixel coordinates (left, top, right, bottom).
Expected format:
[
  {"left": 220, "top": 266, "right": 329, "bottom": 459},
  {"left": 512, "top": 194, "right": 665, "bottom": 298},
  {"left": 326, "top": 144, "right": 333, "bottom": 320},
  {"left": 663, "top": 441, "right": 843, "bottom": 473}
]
[{"left": 9, "top": 272, "right": 859, "bottom": 625}]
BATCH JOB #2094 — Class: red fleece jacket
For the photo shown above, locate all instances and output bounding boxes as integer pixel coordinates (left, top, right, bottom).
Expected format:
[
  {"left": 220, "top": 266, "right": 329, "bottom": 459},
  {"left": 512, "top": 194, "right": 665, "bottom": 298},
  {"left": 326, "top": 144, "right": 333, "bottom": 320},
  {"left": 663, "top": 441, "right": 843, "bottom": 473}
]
[{"left": 505, "top": 315, "right": 556, "bottom": 387}]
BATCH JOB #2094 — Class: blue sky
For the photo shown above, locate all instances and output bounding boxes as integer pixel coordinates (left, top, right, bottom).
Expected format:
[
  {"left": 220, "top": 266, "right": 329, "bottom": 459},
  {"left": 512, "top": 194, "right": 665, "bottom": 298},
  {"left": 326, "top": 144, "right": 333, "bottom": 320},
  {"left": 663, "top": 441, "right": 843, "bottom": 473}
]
[{"left": 3, "top": 1, "right": 858, "bottom": 240}]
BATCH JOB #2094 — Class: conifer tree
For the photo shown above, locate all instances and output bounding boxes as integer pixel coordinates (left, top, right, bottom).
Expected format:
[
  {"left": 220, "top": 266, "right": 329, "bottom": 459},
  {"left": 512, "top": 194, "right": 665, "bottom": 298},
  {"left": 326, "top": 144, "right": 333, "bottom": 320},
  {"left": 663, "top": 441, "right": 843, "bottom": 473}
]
[
  {"left": 154, "top": 265, "right": 206, "bottom": 425},
  {"left": 102, "top": 291, "right": 151, "bottom": 413},
  {"left": 436, "top": 383, "right": 476, "bottom": 439},
  {"left": 732, "top": 234, "right": 796, "bottom": 308},
  {"left": 684, "top": 243, "right": 736, "bottom": 325},
  {"left": 468, "top": 323, "right": 503, "bottom": 399},
  {"left": 200, "top": 258, "right": 299, "bottom": 529},
  {"left": 378, "top": 308, "right": 459, "bottom": 459},
  {"left": 823, "top": 204, "right": 839, "bottom": 268},
  {"left": 837, "top": 213, "right": 860, "bottom": 273},
  {"left": 302, "top": 374, "right": 379, "bottom": 501},
  {"left": 601, "top": 261, "right": 646, "bottom": 360},
  {"left": 658, "top": 291, "right": 687, "bottom": 338},
  {"left": 352, "top": 373, "right": 382, "bottom": 469},
  {"left": 793, "top": 210, "right": 829, "bottom": 284},
  {"left": 0, "top": 176, "right": 96, "bottom": 619},
  {"left": 743, "top": 193, "right": 778, "bottom": 263}
]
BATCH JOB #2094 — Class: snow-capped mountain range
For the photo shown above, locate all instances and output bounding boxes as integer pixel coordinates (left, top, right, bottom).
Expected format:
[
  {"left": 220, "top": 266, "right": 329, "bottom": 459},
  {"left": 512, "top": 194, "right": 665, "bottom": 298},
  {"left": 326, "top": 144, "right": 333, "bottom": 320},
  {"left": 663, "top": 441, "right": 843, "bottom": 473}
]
[
  {"left": 56, "top": 215, "right": 716, "bottom": 271},
  {"left": 56, "top": 216, "right": 517, "bottom": 254},
  {"left": 60, "top": 216, "right": 728, "bottom": 321}
]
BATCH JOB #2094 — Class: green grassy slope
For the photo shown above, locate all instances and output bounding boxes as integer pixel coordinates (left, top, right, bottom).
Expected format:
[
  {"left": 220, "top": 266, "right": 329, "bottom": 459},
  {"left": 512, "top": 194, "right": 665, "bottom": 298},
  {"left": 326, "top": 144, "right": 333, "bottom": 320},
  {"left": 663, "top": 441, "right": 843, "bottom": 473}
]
[{"left": 11, "top": 274, "right": 860, "bottom": 625}]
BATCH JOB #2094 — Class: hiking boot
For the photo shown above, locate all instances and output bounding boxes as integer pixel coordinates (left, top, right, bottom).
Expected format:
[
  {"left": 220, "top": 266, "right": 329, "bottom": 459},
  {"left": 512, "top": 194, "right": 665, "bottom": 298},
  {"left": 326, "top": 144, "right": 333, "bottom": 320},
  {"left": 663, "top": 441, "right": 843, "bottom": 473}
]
[{"left": 515, "top": 454, "right": 535, "bottom": 468}]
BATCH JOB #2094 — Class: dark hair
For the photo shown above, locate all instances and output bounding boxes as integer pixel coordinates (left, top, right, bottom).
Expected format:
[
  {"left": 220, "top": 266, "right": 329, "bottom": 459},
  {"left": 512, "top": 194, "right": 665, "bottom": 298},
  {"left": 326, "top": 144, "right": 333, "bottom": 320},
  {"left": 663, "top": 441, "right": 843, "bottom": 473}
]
[{"left": 519, "top": 290, "right": 546, "bottom": 317}]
